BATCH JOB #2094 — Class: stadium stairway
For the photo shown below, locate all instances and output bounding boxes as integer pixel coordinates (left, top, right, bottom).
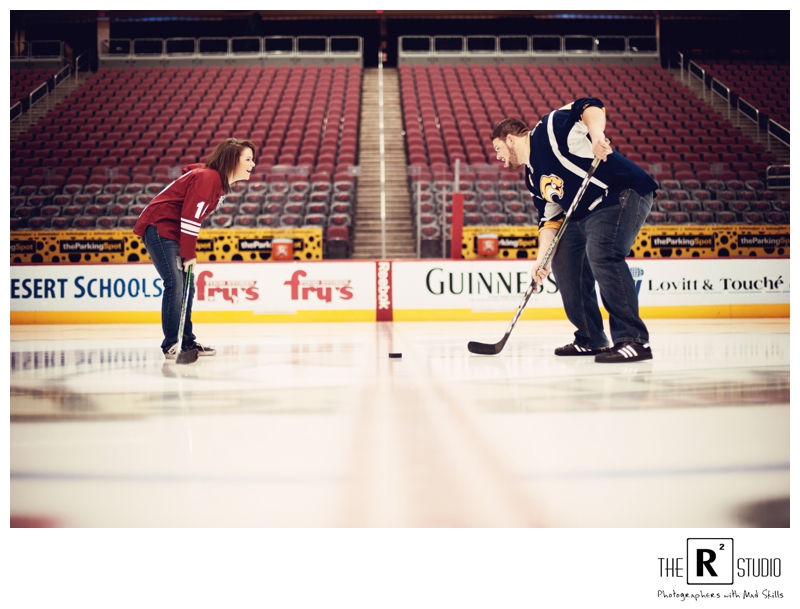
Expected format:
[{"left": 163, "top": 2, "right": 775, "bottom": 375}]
[
  {"left": 670, "top": 68, "right": 790, "bottom": 167},
  {"left": 352, "top": 67, "right": 417, "bottom": 259},
  {"left": 11, "top": 72, "right": 92, "bottom": 141}
]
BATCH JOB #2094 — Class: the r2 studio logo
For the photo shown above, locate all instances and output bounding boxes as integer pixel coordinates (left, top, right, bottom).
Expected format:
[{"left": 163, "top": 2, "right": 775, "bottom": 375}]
[
  {"left": 687, "top": 539, "right": 734, "bottom": 585},
  {"left": 658, "top": 538, "right": 785, "bottom": 601}
]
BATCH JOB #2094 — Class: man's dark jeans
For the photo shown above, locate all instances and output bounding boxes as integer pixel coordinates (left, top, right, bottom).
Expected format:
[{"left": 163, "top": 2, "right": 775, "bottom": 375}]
[{"left": 552, "top": 188, "right": 654, "bottom": 349}]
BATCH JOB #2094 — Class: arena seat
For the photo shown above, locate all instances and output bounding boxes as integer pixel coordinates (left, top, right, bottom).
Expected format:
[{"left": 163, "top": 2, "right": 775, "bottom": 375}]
[
  {"left": 279, "top": 213, "right": 303, "bottom": 228},
  {"left": 239, "top": 201, "right": 262, "bottom": 216},
  {"left": 325, "top": 225, "right": 351, "bottom": 259},
  {"left": 306, "top": 201, "right": 329, "bottom": 216},
  {"left": 233, "top": 214, "right": 257, "bottom": 228},
  {"left": 209, "top": 214, "right": 233, "bottom": 228},
  {"left": 681, "top": 201, "right": 703, "bottom": 213},
  {"left": 302, "top": 213, "right": 327, "bottom": 229},
  {"left": 117, "top": 216, "right": 138, "bottom": 229},
  {"left": 49, "top": 216, "right": 73, "bottom": 230}
]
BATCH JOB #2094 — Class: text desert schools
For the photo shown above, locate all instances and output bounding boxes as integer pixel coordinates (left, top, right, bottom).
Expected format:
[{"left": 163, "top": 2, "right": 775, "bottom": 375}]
[{"left": 10, "top": 277, "right": 163, "bottom": 299}]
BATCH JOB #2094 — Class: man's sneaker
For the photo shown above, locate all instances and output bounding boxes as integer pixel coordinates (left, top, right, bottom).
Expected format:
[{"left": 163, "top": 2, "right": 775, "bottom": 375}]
[
  {"left": 164, "top": 342, "right": 214, "bottom": 359},
  {"left": 184, "top": 341, "right": 216, "bottom": 356},
  {"left": 555, "top": 342, "right": 609, "bottom": 356},
  {"left": 594, "top": 342, "right": 652, "bottom": 363}
]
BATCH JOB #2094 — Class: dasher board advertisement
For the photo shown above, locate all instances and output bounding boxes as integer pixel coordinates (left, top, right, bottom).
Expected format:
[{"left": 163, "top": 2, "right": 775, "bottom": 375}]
[
  {"left": 390, "top": 259, "right": 789, "bottom": 320},
  {"left": 10, "top": 262, "right": 377, "bottom": 324},
  {"left": 10, "top": 258, "right": 789, "bottom": 323}
]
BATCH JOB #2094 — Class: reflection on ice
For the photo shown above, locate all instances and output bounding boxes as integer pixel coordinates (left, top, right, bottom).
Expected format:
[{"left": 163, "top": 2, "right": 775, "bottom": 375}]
[{"left": 9, "top": 319, "right": 790, "bottom": 527}]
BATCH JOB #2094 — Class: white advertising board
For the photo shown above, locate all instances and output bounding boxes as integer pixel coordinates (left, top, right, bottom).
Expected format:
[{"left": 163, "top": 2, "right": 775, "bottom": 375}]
[
  {"left": 10, "top": 261, "right": 378, "bottom": 322},
  {"left": 391, "top": 259, "right": 790, "bottom": 312},
  {"left": 9, "top": 258, "right": 789, "bottom": 323}
]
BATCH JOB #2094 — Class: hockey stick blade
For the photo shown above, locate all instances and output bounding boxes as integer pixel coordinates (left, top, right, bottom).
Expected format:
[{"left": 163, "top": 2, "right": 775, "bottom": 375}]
[
  {"left": 467, "top": 337, "right": 507, "bottom": 355},
  {"left": 467, "top": 280, "right": 534, "bottom": 355}
]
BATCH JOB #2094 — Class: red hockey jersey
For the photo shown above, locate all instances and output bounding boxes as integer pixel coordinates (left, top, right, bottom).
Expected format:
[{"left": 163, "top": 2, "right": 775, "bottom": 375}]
[{"left": 133, "top": 164, "right": 225, "bottom": 259}]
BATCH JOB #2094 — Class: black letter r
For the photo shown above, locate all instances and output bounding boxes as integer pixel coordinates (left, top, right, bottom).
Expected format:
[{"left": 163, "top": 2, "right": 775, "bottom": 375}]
[{"left": 697, "top": 549, "right": 718, "bottom": 577}]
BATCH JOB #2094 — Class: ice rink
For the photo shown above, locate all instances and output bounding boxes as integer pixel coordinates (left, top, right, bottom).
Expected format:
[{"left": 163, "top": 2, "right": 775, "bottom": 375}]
[{"left": 9, "top": 318, "right": 789, "bottom": 528}]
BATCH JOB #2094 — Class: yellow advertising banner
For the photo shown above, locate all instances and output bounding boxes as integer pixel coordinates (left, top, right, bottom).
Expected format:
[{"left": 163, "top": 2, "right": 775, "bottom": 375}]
[
  {"left": 10, "top": 228, "right": 324, "bottom": 264},
  {"left": 461, "top": 225, "right": 789, "bottom": 259}
]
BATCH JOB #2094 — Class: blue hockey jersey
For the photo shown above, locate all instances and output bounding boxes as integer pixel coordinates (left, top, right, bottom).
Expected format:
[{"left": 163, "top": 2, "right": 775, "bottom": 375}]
[{"left": 524, "top": 98, "right": 658, "bottom": 229}]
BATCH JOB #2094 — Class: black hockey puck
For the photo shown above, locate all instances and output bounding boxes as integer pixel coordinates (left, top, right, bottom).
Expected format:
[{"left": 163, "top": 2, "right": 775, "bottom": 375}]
[{"left": 389, "top": 353, "right": 402, "bottom": 358}]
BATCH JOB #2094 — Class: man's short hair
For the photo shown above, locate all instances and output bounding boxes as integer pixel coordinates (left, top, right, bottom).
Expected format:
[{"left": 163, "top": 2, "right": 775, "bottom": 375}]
[{"left": 490, "top": 117, "right": 529, "bottom": 142}]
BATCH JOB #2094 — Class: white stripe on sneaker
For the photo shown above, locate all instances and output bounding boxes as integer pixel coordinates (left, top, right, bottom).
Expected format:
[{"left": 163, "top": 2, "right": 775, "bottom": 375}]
[{"left": 620, "top": 345, "right": 637, "bottom": 358}]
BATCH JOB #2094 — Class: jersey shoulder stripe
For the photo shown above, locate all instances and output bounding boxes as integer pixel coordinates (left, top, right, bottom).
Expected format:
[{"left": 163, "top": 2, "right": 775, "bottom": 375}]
[{"left": 545, "top": 111, "right": 608, "bottom": 189}]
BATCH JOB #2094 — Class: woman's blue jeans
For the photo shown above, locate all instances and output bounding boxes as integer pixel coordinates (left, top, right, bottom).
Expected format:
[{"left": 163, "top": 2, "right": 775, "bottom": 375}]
[
  {"left": 551, "top": 189, "right": 653, "bottom": 349},
  {"left": 142, "top": 225, "right": 196, "bottom": 351}
]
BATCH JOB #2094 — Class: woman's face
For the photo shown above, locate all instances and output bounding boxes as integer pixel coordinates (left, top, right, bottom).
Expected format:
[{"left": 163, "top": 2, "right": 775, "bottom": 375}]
[{"left": 230, "top": 147, "right": 255, "bottom": 182}]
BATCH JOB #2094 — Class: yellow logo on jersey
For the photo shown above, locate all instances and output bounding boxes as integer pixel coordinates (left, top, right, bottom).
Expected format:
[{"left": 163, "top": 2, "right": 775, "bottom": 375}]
[{"left": 540, "top": 175, "right": 564, "bottom": 203}]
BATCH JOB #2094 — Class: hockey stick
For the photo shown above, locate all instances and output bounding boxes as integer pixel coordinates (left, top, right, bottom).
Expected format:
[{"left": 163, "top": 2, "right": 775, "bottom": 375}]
[
  {"left": 174, "top": 262, "right": 199, "bottom": 365},
  {"left": 468, "top": 155, "right": 603, "bottom": 355}
]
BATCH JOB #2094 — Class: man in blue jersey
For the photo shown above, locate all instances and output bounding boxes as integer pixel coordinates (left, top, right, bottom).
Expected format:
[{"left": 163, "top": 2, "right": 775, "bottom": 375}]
[{"left": 490, "top": 98, "right": 658, "bottom": 363}]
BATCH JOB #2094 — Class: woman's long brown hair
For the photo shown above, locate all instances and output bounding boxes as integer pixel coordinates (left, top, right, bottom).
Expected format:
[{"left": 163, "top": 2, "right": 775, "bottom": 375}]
[{"left": 204, "top": 138, "right": 257, "bottom": 194}]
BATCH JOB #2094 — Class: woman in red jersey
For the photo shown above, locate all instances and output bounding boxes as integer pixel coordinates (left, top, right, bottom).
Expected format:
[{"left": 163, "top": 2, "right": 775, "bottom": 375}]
[{"left": 134, "top": 138, "right": 256, "bottom": 359}]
